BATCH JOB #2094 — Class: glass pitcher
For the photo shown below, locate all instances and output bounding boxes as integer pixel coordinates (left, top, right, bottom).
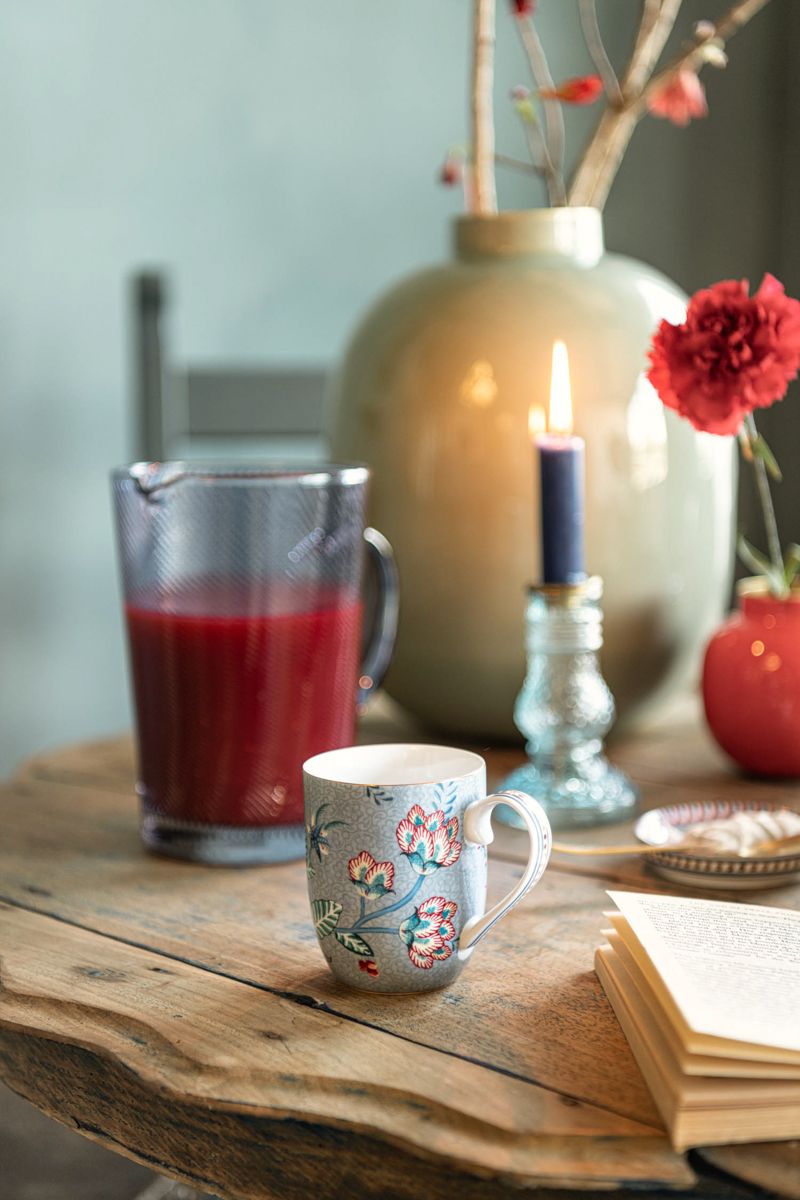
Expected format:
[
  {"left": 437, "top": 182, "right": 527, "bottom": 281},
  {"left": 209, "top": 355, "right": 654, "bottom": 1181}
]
[{"left": 112, "top": 462, "right": 398, "bottom": 865}]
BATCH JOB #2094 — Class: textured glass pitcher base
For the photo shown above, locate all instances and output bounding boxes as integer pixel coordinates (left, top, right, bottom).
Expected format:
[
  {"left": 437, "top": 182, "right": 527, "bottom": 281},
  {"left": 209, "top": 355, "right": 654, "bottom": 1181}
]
[
  {"left": 141, "top": 809, "right": 305, "bottom": 866},
  {"left": 497, "top": 758, "right": 638, "bottom": 831}
]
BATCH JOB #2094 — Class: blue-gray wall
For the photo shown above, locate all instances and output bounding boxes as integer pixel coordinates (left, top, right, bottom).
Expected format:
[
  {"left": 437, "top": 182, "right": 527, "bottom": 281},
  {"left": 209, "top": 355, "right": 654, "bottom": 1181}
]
[{"left": 0, "top": 0, "right": 784, "bottom": 773}]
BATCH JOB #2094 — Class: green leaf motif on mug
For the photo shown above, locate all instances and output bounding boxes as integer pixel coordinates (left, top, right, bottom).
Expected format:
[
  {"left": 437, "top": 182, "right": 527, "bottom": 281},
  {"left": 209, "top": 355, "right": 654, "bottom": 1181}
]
[
  {"left": 366, "top": 785, "right": 394, "bottom": 806},
  {"left": 334, "top": 930, "right": 374, "bottom": 956},
  {"left": 312, "top": 898, "right": 343, "bottom": 938}
]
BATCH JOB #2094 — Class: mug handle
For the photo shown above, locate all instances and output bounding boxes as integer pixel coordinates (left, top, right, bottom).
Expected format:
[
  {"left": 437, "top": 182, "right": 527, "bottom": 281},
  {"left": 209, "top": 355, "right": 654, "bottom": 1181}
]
[
  {"left": 357, "top": 527, "right": 400, "bottom": 710},
  {"left": 458, "top": 789, "right": 552, "bottom": 958}
]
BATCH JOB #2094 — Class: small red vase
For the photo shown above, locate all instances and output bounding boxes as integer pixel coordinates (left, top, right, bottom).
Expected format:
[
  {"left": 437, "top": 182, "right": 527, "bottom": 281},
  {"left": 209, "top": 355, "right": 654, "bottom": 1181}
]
[{"left": 703, "top": 578, "right": 800, "bottom": 777}]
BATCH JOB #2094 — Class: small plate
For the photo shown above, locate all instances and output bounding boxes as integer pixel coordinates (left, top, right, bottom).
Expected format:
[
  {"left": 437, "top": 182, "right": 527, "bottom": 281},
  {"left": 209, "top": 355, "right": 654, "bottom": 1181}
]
[{"left": 635, "top": 799, "right": 800, "bottom": 890}]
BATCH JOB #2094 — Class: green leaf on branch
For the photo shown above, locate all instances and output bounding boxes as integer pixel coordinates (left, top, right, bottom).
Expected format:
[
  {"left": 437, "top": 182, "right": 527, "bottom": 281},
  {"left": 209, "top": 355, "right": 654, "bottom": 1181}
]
[
  {"left": 784, "top": 544, "right": 800, "bottom": 588},
  {"left": 748, "top": 434, "right": 783, "bottom": 482},
  {"left": 312, "top": 899, "right": 343, "bottom": 938},
  {"left": 334, "top": 931, "right": 374, "bottom": 956},
  {"left": 737, "top": 534, "right": 787, "bottom": 598}
]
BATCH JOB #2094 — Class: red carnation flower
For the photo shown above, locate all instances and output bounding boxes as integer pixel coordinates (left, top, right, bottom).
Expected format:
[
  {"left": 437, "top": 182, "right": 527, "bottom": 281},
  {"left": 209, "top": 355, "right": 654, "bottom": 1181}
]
[
  {"left": 647, "top": 275, "right": 800, "bottom": 436},
  {"left": 539, "top": 75, "right": 603, "bottom": 105}
]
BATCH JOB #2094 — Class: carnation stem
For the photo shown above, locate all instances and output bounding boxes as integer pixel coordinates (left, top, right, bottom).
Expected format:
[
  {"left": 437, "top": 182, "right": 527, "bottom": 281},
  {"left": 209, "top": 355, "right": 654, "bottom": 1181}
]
[{"left": 745, "top": 413, "right": 784, "bottom": 585}]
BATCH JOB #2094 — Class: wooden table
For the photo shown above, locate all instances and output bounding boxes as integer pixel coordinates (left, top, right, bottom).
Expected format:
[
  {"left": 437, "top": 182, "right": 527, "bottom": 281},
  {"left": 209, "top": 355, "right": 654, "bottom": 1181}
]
[{"left": 1, "top": 702, "right": 799, "bottom": 1200}]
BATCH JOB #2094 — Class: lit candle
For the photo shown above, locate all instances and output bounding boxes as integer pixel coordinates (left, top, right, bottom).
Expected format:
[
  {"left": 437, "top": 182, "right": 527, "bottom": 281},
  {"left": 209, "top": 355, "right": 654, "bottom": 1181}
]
[{"left": 533, "top": 340, "right": 586, "bottom": 585}]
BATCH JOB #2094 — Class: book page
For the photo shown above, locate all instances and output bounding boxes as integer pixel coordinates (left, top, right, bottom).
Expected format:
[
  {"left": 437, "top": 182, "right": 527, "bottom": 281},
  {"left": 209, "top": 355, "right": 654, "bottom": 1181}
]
[
  {"left": 607, "top": 891, "right": 800, "bottom": 1053},
  {"left": 603, "top": 929, "right": 800, "bottom": 1077}
]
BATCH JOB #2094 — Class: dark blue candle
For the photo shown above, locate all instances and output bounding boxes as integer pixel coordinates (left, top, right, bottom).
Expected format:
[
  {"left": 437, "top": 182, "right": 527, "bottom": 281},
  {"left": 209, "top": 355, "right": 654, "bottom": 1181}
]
[{"left": 537, "top": 433, "right": 586, "bottom": 584}]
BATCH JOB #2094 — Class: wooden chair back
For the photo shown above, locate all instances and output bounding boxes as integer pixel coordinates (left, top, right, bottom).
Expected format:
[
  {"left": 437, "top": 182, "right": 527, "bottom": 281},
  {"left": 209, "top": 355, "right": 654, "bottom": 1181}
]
[{"left": 131, "top": 272, "right": 327, "bottom": 462}]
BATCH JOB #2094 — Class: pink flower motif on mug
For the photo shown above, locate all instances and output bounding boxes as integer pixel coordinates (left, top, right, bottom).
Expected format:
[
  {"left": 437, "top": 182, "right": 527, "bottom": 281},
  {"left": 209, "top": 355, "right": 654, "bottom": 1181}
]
[
  {"left": 347, "top": 850, "right": 395, "bottom": 898},
  {"left": 395, "top": 805, "right": 462, "bottom": 875},
  {"left": 399, "top": 897, "right": 458, "bottom": 969}
]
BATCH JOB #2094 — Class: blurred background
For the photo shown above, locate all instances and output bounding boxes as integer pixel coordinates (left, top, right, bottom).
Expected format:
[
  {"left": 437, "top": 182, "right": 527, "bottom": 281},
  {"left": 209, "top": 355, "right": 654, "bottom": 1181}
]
[
  {"left": 2, "top": 0, "right": 798, "bottom": 783},
  {"left": 1, "top": 2, "right": 799, "bottom": 1193},
  {"left": 3, "top": 0, "right": 796, "bottom": 782}
]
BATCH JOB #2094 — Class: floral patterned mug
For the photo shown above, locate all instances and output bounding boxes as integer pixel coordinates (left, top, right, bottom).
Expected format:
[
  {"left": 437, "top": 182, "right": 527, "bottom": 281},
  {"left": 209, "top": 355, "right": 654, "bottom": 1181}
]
[{"left": 303, "top": 743, "right": 552, "bottom": 992}]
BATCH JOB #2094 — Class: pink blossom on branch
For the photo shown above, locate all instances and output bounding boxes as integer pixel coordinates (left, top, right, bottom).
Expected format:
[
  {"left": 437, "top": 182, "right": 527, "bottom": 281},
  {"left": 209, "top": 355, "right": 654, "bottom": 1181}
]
[
  {"left": 647, "top": 275, "right": 800, "bottom": 436},
  {"left": 539, "top": 75, "right": 603, "bottom": 106},
  {"left": 647, "top": 69, "right": 708, "bottom": 127},
  {"left": 439, "top": 152, "right": 463, "bottom": 187}
]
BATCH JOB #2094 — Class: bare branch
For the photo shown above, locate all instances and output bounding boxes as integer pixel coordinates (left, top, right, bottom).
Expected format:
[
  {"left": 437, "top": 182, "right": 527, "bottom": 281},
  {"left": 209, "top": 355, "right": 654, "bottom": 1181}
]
[
  {"left": 515, "top": 17, "right": 567, "bottom": 205},
  {"left": 627, "top": 0, "right": 662, "bottom": 75},
  {"left": 495, "top": 153, "right": 537, "bottom": 174},
  {"left": 471, "top": 0, "right": 497, "bottom": 214},
  {"left": 517, "top": 110, "right": 563, "bottom": 205},
  {"left": 642, "top": 0, "right": 770, "bottom": 106},
  {"left": 716, "top": 0, "right": 773, "bottom": 40},
  {"left": 569, "top": 0, "right": 771, "bottom": 210},
  {"left": 621, "top": 0, "right": 683, "bottom": 97},
  {"left": 578, "top": 0, "right": 623, "bottom": 107}
]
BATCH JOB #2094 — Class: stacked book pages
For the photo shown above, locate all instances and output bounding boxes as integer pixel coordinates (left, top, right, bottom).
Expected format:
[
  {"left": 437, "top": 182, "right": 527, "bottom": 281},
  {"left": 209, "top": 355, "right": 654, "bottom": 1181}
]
[{"left": 595, "top": 891, "right": 800, "bottom": 1150}]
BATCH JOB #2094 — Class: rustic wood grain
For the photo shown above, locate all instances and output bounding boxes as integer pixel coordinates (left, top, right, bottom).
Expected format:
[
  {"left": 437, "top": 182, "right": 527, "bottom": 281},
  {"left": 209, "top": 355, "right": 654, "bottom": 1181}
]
[
  {"left": 697, "top": 1143, "right": 800, "bottom": 1200},
  {"left": 3, "top": 719, "right": 799, "bottom": 1199},
  {"left": 0, "top": 903, "right": 688, "bottom": 1196},
  {"left": 1, "top": 1032, "right": 692, "bottom": 1200},
  {"left": 0, "top": 772, "right": 671, "bottom": 1126},
  {"left": 18, "top": 696, "right": 800, "bottom": 821},
  {"left": 18, "top": 730, "right": 799, "bottom": 886},
  {"left": 10, "top": 694, "right": 423, "bottom": 793}
]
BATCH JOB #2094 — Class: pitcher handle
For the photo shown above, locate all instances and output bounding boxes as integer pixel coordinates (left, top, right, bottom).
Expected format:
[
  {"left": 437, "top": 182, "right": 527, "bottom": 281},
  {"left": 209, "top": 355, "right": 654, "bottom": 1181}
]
[
  {"left": 358, "top": 527, "right": 399, "bottom": 709},
  {"left": 458, "top": 789, "right": 552, "bottom": 958}
]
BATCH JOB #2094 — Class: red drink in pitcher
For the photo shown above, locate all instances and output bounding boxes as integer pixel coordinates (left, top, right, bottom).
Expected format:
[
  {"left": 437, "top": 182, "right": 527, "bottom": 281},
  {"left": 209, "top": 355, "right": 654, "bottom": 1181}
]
[
  {"left": 112, "top": 463, "right": 396, "bottom": 865},
  {"left": 126, "top": 586, "right": 363, "bottom": 829}
]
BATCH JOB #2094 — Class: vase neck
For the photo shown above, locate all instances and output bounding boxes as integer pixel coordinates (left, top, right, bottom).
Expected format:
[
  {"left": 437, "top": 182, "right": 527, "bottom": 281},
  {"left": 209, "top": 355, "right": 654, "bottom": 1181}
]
[{"left": 454, "top": 208, "right": 604, "bottom": 267}]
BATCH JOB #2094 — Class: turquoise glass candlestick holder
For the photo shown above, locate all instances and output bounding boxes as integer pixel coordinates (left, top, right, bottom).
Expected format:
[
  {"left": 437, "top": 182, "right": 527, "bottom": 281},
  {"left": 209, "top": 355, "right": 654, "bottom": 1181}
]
[{"left": 498, "top": 577, "right": 638, "bottom": 830}]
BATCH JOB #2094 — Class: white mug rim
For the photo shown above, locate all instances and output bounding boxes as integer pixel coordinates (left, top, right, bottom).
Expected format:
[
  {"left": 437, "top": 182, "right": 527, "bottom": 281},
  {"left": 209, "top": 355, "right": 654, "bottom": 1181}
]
[{"left": 303, "top": 743, "right": 485, "bottom": 788}]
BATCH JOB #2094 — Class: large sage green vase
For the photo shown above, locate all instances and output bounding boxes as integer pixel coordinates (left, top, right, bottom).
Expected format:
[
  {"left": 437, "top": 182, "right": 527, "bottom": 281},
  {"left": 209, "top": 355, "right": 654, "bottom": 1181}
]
[{"left": 330, "top": 208, "right": 734, "bottom": 739}]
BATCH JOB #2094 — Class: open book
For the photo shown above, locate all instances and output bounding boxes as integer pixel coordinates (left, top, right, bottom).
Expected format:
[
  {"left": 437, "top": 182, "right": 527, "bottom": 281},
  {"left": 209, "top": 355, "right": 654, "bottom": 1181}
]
[{"left": 595, "top": 891, "right": 800, "bottom": 1150}]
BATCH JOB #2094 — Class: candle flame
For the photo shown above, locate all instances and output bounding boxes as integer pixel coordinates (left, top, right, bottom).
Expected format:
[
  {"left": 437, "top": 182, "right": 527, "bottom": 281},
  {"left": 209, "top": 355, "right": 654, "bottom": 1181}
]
[
  {"left": 528, "top": 405, "right": 546, "bottom": 438},
  {"left": 548, "top": 340, "right": 573, "bottom": 435}
]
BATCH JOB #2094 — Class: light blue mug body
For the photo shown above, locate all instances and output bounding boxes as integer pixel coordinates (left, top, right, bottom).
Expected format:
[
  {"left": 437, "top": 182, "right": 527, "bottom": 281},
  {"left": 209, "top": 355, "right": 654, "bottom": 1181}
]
[{"left": 303, "top": 744, "right": 551, "bottom": 993}]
